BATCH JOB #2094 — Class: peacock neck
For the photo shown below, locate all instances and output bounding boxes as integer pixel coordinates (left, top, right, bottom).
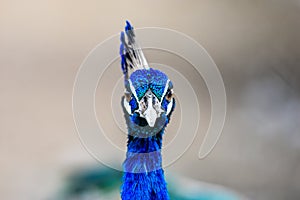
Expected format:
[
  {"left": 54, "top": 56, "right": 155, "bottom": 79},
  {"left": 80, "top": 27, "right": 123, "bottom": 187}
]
[
  {"left": 121, "top": 103, "right": 170, "bottom": 199},
  {"left": 127, "top": 129, "right": 164, "bottom": 153},
  {"left": 123, "top": 128, "right": 165, "bottom": 174}
]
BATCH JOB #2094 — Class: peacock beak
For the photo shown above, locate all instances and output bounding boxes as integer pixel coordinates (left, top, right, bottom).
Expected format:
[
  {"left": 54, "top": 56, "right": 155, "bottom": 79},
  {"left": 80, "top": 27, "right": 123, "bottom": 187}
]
[
  {"left": 143, "top": 93, "right": 159, "bottom": 127},
  {"left": 144, "top": 105, "right": 158, "bottom": 127},
  {"left": 137, "top": 90, "right": 163, "bottom": 127}
]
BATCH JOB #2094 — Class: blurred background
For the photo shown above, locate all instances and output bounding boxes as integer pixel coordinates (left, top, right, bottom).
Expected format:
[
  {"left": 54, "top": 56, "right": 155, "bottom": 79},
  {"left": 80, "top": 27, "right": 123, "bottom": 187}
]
[{"left": 1, "top": 0, "right": 300, "bottom": 199}]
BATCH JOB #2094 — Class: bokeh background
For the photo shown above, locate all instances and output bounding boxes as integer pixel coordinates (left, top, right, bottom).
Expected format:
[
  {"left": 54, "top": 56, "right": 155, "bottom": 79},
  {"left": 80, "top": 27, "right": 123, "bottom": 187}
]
[{"left": 1, "top": 0, "right": 300, "bottom": 199}]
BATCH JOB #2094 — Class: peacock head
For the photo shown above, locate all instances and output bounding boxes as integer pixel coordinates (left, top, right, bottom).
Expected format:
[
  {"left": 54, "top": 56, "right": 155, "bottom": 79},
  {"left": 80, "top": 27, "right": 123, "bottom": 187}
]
[
  {"left": 120, "top": 21, "right": 175, "bottom": 131},
  {"left": 123, "top": 68, "right": 175, "bottom": 128}
]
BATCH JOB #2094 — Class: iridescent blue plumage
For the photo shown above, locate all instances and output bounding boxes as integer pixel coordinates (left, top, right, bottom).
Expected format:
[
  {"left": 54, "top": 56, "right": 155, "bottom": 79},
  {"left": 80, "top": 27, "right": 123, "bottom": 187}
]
[
  {"left": 129, "top": 69, "right": 169, "bottom": 101},
  {"left": 120, "top": 21, "right": 175, "bottom": 200}
]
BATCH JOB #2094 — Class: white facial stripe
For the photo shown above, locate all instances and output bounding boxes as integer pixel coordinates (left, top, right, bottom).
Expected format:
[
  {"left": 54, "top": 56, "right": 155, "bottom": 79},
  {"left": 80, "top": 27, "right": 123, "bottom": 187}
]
[
  {"left": 166, "top": 98, "right": 173, "bottom": 115},
  {"left": 160, "top": 79, "right": 170, "bottom": 103},
  {"left": 123, "top": 97, "right": 132, "bottom": 115}
]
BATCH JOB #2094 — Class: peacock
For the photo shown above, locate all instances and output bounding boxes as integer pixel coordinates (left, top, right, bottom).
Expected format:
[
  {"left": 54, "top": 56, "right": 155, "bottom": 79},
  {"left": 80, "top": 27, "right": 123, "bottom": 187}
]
[
  {"left": 119, "top": 21, "right": 175, "bottom": 200},
  {"left": 54, "top": 21, "right": 244, "bottom": 200}
]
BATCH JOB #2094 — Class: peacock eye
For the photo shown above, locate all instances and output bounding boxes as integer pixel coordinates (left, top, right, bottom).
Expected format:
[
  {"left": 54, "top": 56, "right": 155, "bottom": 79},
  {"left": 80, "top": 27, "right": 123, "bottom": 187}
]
[
  {"left": 124, "top": 90, "right": 132, "bottom": 102},
  {"left": 165, "top": 89, "right": 173, "bottom": 101}
]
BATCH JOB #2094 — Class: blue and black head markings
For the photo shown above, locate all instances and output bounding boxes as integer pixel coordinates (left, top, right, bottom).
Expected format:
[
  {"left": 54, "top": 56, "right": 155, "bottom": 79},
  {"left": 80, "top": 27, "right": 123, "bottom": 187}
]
[{"left": 129, "top": 68, "right": 169, "bottom": 101}]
